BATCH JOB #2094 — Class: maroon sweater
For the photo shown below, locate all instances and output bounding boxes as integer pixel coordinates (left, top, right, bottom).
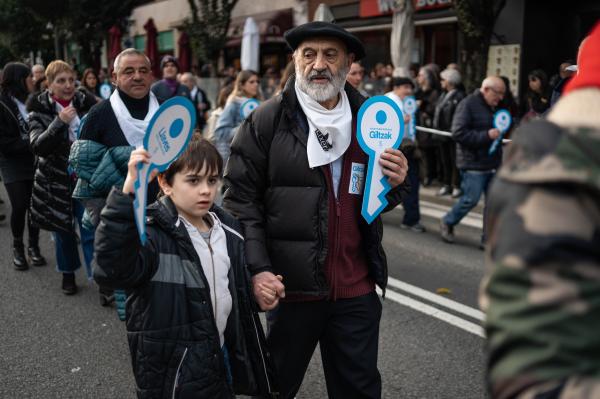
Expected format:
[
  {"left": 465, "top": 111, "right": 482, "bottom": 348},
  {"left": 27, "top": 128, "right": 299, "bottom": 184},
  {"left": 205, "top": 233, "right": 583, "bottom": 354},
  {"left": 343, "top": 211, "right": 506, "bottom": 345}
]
[{"left": 320, "top": 125, "right": 374, "bottom": 300}]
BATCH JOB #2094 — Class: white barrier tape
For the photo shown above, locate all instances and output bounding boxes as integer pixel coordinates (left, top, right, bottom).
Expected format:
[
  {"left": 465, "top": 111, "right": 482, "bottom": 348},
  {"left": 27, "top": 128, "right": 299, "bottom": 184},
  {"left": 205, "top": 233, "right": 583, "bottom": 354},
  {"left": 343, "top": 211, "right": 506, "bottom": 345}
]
[{"left": 415, "top": 126, "right": 512, "bottom": 144}]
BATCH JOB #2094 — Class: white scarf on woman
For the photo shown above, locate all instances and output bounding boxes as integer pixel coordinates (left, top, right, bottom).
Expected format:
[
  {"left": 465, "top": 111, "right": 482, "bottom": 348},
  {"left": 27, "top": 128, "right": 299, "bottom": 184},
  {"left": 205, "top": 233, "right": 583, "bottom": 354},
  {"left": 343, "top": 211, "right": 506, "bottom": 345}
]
[
  {"left": 109, "top": 89, "right": 159, "bottom": 147},
  {"left": 294, "top": 82, "right": 352, "bottom": 168}
]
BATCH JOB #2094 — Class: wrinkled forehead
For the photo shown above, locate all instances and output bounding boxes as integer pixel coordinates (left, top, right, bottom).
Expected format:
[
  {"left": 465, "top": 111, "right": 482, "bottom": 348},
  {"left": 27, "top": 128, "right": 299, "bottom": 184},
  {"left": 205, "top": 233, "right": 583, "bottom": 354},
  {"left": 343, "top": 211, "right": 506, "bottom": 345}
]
[
  {"left": 296, "top": 36, "right": 348, "bottom": 54},
  {"left": 119, "top": 55, "right": 151, "bottom": 71}
]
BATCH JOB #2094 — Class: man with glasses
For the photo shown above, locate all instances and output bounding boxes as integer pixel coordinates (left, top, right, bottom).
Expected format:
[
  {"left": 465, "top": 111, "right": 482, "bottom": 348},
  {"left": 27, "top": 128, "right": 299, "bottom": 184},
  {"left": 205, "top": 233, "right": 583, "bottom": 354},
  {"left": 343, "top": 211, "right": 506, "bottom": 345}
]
[{"left": 440, "top": 76, "right": 505, "bottom": 247}]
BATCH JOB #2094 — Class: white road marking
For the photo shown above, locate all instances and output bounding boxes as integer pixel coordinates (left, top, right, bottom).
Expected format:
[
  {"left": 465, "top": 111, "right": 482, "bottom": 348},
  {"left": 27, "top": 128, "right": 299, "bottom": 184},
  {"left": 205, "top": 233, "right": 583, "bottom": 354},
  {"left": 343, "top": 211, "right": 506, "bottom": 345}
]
[
  {"left": 378, "top": 287, "right": 485, "bottom": 338},
  {"left": 418, "top": 201, "right": 483, "bottom": 229},
  {"left": 388, "top": 277, "right": 485, "bottom": 321}
]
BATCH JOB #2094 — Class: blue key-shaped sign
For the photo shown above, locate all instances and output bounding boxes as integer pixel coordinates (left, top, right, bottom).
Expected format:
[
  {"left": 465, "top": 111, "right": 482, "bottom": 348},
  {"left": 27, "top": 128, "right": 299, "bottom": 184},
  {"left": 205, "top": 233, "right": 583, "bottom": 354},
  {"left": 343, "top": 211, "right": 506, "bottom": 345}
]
[
  {"left": 402, "top": 95, "right": 417, "bottom": 141},
  {"left": 133, "top": 96, "right": 196, "bottom": 244},
  {"left": 240, "top": 98, "right": 260, "bottom": 119},
  {"left": 489, "top": 109, "right": 512, "bottom": 155},
  {"left": 357, "top": 96, "right": 405, "bottom": 224}
]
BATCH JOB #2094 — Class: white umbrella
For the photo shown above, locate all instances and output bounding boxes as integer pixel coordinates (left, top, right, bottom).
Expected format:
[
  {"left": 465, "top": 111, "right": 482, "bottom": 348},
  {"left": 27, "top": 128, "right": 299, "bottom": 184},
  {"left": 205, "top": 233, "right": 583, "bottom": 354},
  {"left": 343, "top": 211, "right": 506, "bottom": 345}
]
[
  {"left": 241, "top": 17, "right": 260, "bottom": 71},
  {"left": 314, "top": 3, "right": 335, "bottom": 22},
  {"left": 390, "top": 0, "right": 414, "bottom": 77}
]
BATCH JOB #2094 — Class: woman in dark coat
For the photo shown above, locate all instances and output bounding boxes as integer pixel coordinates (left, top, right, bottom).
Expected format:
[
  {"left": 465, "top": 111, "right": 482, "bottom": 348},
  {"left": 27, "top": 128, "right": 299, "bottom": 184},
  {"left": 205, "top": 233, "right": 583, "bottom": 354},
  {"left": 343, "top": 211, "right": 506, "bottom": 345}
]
[
  {"left": 521, "top": 69, "right": 551, "bottom": 121},
  {"left": 415, "top": 66, "right": 441, "bottom": 186},
  {"left": 28, "top": 60, "right": 96, "bottom": 294},
  {"left": 0, "top": 62, "right": 46, "bottom": 270}
]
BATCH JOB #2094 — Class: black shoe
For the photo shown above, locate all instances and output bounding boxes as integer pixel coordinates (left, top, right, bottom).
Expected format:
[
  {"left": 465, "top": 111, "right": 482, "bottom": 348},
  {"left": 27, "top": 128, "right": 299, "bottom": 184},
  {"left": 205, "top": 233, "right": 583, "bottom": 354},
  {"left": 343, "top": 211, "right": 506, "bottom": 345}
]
[
  {"left": 27, "top": 246, "right": 47, "bottom": 266},
  {"left": 401, "top": 223, "right": 426, "bottom": 233},
  {"left": 13, "top": 246, "right": 29, "bottom": 270},
  {"left": 62, "top": 273, "right": 78, "bottom": 295},
  {"left": 440, "top": 220, "right": 455, "bottom": 243}
]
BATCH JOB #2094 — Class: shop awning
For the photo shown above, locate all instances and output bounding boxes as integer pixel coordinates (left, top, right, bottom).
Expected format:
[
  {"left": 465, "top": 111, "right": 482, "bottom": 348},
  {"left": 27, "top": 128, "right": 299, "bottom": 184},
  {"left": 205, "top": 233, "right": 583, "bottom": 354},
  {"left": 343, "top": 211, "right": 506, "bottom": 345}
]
[{"left": 226, "top": 8, "right": 294, "bottom": 47}]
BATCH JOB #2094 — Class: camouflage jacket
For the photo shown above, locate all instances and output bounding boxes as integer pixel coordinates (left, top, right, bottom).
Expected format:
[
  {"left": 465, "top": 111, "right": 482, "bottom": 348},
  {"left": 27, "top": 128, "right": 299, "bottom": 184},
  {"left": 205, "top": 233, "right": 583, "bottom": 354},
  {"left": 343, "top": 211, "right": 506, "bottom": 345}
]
[{"left": 480, "top": 119, "right": 600, "bottom": 398}]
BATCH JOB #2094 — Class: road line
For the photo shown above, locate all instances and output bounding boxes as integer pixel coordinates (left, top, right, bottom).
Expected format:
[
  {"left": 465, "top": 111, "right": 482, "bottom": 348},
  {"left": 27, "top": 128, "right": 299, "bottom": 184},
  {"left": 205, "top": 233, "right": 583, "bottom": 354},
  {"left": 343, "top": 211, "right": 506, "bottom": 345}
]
[
  {"left": 379, "top": 288, "right": 485, "bottom": 338},
  {"left": 420, "top": 200, "right": 483, "bottom": 220},
  {"left": 418, "top": 205, "right": 483, "bottom": 229},
  {"left": 387, "top": 277, "right": 485, "bottom": 321}
]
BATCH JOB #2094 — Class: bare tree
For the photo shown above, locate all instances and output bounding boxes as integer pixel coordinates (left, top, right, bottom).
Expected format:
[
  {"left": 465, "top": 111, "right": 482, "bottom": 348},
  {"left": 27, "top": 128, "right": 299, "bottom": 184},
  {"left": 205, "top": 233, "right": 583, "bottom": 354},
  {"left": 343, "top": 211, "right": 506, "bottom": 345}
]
[
  {"left": 185, "top": 0, "right": 239, "bottom": 75},
  {"left": 453, "top": 0, "right": 507, "bottom": 91}
]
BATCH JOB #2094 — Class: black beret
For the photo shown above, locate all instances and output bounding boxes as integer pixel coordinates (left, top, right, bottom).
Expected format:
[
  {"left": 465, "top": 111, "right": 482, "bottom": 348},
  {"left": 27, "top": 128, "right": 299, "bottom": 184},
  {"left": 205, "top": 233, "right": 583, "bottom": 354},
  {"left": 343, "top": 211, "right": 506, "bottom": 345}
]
[
  {"left": 392, "top": 77, "right": 415, "bottom": 89},
  {"left": 284, "top": 21, "right": 366, "bottom": 60}
]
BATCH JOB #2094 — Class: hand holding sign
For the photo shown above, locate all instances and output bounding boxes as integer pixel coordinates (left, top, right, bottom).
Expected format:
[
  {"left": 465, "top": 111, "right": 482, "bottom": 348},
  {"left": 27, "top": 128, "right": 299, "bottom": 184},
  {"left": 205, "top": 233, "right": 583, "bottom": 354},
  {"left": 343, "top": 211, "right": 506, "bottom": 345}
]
[
  {"left": 132, "top": 97, "right": 196, "bottom": 244},
  {"left": 357, "top": 96, "right": 404, "bottom": 224},
  {"left": 489, "top": 109, "right": 512, "bottom": 155}
]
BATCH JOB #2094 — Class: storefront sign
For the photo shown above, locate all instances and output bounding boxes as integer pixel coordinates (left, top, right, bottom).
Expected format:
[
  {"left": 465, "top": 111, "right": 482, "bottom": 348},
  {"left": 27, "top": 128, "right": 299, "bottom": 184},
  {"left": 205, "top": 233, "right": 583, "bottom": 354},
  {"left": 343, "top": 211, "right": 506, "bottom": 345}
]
[
  {"left": 359, "top": 0, "right": 452, "bottom": 17},
  {"left": 357, "top": 96, "right": 404, "bottom": 224},
  {"left": 133, "top": 97, "right": 196, "bottom": 244}
]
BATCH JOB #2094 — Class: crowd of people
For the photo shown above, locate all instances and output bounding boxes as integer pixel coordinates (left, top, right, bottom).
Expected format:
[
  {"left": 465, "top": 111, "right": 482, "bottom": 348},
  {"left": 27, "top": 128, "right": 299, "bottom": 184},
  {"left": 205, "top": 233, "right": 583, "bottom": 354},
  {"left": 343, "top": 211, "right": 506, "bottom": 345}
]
[{"left": 0, "top": 17, "right": 597, "bottom": 399}]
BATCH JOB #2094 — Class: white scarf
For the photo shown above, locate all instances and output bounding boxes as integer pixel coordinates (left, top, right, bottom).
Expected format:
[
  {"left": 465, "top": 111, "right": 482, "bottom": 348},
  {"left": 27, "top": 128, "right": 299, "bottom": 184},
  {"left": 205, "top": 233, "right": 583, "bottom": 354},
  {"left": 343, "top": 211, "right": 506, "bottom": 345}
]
[
  {"left": 294, "top": 82, "right": 352, "bottom": 168},
  {"left": 12, "top": 97, "right": 28, "bottom": 122},
  {"left": 54, "top": 100, "right": 80, "bottom": 142},
  {"left": 109, "top": 89, "right": 159, "bottom": 147}
]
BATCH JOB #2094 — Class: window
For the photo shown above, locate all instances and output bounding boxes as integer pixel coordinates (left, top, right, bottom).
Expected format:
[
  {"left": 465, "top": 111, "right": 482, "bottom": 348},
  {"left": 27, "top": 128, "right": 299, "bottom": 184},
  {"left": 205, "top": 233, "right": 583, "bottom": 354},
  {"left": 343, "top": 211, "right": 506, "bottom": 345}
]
[
  {"left": 134, "top": 35, "right": 146, "bottom": 51},
  {"left": 157, "top": 30, "right": 174, "bottom": 52}
]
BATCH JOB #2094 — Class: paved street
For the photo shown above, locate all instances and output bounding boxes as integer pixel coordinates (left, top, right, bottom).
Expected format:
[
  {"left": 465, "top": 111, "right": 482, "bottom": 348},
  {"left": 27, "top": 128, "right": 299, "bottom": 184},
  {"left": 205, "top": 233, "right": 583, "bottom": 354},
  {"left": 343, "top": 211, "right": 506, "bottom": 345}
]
[{"left": 0, "top": 185, "right": 487, "bottom": 398}]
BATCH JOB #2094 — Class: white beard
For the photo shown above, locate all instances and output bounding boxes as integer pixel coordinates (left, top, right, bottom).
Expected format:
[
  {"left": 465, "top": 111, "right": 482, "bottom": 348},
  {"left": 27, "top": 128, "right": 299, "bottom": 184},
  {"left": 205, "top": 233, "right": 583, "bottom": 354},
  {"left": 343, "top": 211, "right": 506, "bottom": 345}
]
[{"left": 295, "top": 63, "right": 349, "bottom": 103}]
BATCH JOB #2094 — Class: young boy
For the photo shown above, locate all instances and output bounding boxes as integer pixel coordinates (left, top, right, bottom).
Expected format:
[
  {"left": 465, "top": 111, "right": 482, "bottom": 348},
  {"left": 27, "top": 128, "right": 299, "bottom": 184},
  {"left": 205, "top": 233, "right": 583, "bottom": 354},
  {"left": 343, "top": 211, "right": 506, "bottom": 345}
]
[{"left": 93, "top": 137, "right": 277, "bottom": 398}]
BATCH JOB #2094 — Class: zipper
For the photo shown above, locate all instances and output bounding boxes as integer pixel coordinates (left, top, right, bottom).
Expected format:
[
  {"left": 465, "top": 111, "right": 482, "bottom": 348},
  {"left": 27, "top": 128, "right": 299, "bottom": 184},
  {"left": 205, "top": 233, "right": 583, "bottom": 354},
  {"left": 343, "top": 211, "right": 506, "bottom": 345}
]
[
  {"left": 172, "top": 347, "right": 189, "bottom": 399},
  {"left": 207, "top": 232, "right": 217, "bottom": 330},
  {"left": 250, "top": 311, "right": 273, "bottom": 394}
]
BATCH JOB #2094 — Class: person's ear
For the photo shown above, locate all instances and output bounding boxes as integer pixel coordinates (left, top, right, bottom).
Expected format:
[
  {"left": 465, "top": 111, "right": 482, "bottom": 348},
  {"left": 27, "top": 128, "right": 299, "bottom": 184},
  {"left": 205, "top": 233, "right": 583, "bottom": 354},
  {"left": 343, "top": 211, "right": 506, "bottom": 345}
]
[
  {"left": 347, "top": 53, "right": 355, "bottom": 67},
  {"left": 157, "top": 174, "right": 172, "bottom": 196}
]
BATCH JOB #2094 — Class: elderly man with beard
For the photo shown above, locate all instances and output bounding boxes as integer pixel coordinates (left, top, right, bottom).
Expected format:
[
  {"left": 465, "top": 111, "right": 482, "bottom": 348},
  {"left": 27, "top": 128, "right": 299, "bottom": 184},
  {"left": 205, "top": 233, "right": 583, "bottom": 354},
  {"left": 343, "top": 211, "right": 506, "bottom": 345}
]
[{"left": 223, "top": 21, "right": 409, "bottom": 399}]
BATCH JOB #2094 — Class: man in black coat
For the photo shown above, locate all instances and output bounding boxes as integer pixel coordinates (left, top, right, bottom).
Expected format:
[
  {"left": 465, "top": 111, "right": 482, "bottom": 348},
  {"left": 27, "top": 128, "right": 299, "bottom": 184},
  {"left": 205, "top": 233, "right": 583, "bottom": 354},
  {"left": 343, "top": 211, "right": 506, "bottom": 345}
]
[
  {"left": 223, "top": 21, "right": 409, "bottom": 399},
  {"left": 440, "top": 76, "right": 505, "bottom": 245}
]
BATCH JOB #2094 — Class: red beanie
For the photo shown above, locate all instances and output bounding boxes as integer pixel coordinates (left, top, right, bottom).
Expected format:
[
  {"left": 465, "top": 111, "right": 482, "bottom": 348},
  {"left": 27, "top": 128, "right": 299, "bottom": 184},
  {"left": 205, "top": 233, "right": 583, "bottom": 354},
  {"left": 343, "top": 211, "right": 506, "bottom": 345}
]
[{"left": 564, "top": 22, "right": 600, "bottom": 94}]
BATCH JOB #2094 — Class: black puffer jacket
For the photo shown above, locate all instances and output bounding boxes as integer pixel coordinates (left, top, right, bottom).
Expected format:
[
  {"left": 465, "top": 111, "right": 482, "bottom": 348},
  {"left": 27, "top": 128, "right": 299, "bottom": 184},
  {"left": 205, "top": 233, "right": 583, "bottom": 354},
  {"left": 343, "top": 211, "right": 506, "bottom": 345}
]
[
  {"left": 28, "top": 90, "right": 96, "bottom": 233},
  {"left": 223, "top": 76, "right": 408, "bottom": 296},
  {"left": 0, "top": 93, "right": 35, "bottom": 183},
  {"left": 433, "top": 89, "right": 466, "bottom": 142},
  {"left": 451, "top": 90, "right": 502, "bottom": 171},
  {"left": 94, "top": 189, "right": 277, "bottom": 399}
]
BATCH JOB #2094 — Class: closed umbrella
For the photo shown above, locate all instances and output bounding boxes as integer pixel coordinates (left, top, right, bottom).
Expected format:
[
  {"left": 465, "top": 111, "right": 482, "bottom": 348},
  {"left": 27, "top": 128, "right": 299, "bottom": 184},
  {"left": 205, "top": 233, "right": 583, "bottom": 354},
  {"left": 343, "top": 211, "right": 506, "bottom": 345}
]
[
  {"left": 108, "top": 25, "right": 122, "bottom": 68},
  {"left": 240, "top": 17, "right": 259, "bottom": 72},
  {"left": 144, "top": 18, "right": 160, "bottom": 78},
  {"left": 390, "top": 0, "right": 414, "bottom": 77},
  {"left": 177, "top": 31, "right": 191, "bottom": 73}
]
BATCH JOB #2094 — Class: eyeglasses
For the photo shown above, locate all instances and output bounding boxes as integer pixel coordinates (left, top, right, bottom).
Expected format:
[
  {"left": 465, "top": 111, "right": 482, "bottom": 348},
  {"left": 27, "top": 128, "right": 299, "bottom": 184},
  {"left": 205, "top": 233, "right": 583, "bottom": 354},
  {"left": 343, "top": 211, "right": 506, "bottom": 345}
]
[{"left": 489, "top": 87, "right": 505, "bottom": 96}]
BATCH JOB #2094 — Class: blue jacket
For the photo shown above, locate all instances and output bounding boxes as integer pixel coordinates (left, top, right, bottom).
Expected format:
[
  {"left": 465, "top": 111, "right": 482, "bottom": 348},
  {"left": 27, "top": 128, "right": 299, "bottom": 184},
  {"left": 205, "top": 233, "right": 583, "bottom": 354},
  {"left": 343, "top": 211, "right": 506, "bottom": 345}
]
[
  {"left": 451, "top": 90, "right": 502, "bottom": 171},
  {"left": 214, "top": 98, "right": 244, "bottom": 165}
]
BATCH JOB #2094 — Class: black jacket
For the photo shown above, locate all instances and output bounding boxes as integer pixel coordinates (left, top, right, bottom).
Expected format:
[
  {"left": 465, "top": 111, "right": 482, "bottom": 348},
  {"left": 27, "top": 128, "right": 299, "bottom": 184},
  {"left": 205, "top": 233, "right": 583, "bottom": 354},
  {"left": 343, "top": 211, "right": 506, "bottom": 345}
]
[
  {"left": 415, "top": 87, "right": 440, "bottom": 147},
  {"left": 0, "top": 93, "right": 35, "bottom": 183},
  {"left": 151, "top": 80, "right": 191, "bottom": 103},
  {"left": 27, "top": 90, "right": 96, "bottom": 233},
  {"left": 433, "top": 89, "right": 466, "bottom": 141},
  {"left": 94, "top": 189, "right": 277, "bottom": 399},
  {"left": 223, "top": 76, "right": 408, "bottom": 297},
  {"left": 451, "top": 90, "right": 502, "bottom": 171}
]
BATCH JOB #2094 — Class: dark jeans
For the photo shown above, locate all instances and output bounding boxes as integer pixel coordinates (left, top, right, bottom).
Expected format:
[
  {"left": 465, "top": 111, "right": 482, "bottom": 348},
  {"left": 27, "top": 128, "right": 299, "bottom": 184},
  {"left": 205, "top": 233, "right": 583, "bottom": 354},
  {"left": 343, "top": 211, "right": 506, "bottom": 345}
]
[
  {"left": 402, "top": 155, "right": 420, "bottom": 226},
  {"left": 439, "top": 141, "right": 460, "bottom": 188},
  {"left": 3, "top": 180, "right": 39, "bottom": 248},
  {"left": 52, "top": 199, "right": 95, "bottom": 277},
  {"left": 265, "top": 292, "right": 382, "bottom": 399},
  {"left": 443, "top": 170, "right": 495, "bottom": 238}
]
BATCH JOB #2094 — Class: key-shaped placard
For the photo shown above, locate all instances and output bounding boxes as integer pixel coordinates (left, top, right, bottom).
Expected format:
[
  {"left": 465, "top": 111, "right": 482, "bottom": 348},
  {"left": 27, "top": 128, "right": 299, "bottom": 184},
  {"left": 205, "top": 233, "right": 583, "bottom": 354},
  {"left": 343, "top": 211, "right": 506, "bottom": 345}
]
[
  {"left": 357, "top": 96, "right": 404, "bottom": 224},
  {"left": 488, "top": 109, "right": 512, "bottom": 155},
  {"left": 133, "top": 96, "right": 196, "bottom": 244},
  {"left": 402, "top": 95, "right": 417, "bottom": 141},
  {"left": 240, "top": 98, "right": 260, "bottom": 119}
]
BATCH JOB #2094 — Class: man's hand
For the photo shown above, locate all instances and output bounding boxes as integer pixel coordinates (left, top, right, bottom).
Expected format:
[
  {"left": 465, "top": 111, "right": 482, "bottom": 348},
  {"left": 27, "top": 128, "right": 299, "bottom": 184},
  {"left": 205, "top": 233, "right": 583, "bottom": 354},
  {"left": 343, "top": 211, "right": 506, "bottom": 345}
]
[
  {"left": 252, "top": 271, "right": 285, "bottom": 311},
  {"left": 379, "top": 148, "right": 408, "bottom": 188},
  {"left": 488, "top": 128, "right": 501, "bottom": 140}
]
